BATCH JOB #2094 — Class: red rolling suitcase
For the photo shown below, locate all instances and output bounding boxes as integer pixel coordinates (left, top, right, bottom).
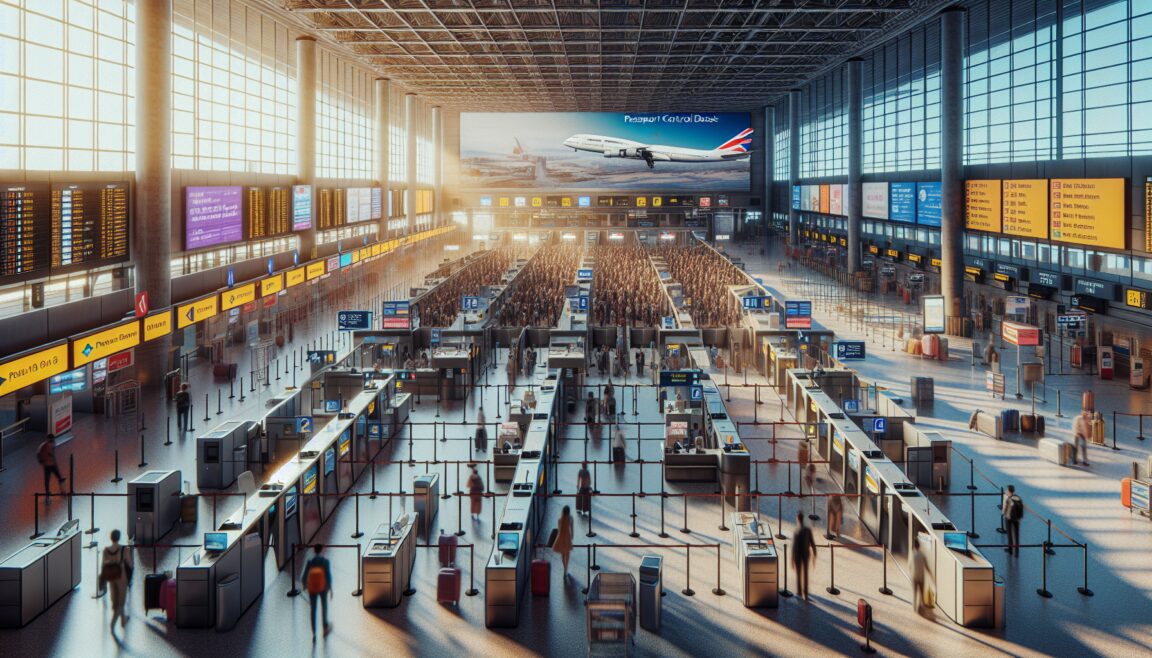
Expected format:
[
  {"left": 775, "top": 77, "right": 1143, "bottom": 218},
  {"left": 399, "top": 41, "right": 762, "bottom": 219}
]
[
  {"left": 437, "top": 567, "right": 461, "bottom": 605},
  {"left": 531, "top": 559, "right": 550, "bottom": 597},
  {"left": 438, "top": 533, "right": 458, "bottom": 567},
  {"left": 161, "top": 578, "right": 178, "bottom": 620}
]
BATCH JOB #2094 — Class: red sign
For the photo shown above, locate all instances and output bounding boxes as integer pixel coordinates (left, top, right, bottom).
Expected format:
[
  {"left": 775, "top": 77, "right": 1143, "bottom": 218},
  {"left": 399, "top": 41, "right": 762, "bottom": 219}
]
[
  {"left": 241, "top": 301, "right": 258, "bottom": 313},
  {"left": 1001, "top": 321, "right": 1041, "bottom": 347},
  {"left": 262, "top": 295, "right": 278, "bottom": 308},
  {"left": 785, "top": 316, "right": 812, "bottom": 330},
  {"left": 107, "top": 350, "right": 135, "bottom": 373},
  {"left": 135, "top": 291, "right": 149, "bottom": 318},
  {"left": 382, "top": 317, "right": 411, "bottom": 329}
]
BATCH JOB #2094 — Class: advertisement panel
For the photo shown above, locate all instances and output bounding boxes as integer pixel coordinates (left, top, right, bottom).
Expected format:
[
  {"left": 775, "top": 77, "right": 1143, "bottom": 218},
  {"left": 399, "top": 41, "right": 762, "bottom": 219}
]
[
  {"left": 792, "top": 186, "right": 801, "bottom": 210},
  {"left": 916, "top": 182, "right": 942, "bottom": 226},
  {"left": 965, "top": 180, "right": 1002, "bottom": 232},
  {"left": 829, "top": 184, "right": 844, "bottom": 215},
  {"left": 922, "top": 295, "right": 945, "bottom": 334},
  {"left": 1049, "top": 178, "right": 1125, "bottom": 250},
  {"left": 460, "top": 112, "right": 752, "bottom": 190},
  {"left": 889, "top": 182, "right": 916, "bottom": 223},
  {"left": 862, "top": 182, "right": 888, "bottom": 219},
  {"left": 807, "top": 185, "right": 820, "bottom": 212},
  {"left": 185, "top": 186, "right": 243, "bottom": 249},
  {"left": 819, "top": 184, "right": 830, "bottom": 214},
  {"left": 292, "top": 185, "right": 312, "bottom": 231},
  {"left": 1001, "top": 179, "right": 1048, "bottom": 239}
]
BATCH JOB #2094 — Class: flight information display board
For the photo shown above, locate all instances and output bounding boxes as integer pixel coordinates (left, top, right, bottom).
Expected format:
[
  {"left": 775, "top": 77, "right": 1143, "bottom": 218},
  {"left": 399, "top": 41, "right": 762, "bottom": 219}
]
[
  {"left": 1, "top": 184, "right": 51, "bottom": 279},
  {"left": 1001, "top": 179, "right": 1048, "bottom": 239},
  {"left": 346, "top": 187, "right": 378, "bottom": 223},
  {"left": 965, "top": 180, "right": 1002, "bottom": 232},
  {"left": 1049, "top": 178, "right": 1125, "bottom": 250},
  {"left": 244, "top": 187, "right": 266, "bottom": 238},
  {"left": 50, "top": 182, "right": 130, "bottom": 270},
  {"left": 186, "top": 186, "right": 243, "bottom": 249},
  {"left": 293, "top": 185, "right": 312, "bottom": 231},
  {"left": 266, "top": 186, "right": 291, "bottom": 237}
]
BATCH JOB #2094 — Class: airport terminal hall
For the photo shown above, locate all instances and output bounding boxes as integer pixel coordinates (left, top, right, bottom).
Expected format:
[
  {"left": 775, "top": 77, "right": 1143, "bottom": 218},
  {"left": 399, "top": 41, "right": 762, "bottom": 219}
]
[{"left": 5, "top": 0, "right": 1152, "bottom": 656}]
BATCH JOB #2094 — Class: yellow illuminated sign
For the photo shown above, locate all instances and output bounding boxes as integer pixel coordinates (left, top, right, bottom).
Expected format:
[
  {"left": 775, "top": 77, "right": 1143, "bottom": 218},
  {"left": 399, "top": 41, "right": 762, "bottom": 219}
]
[
  {"left": 907, "top": 253, "right": 922, "bottom": 263},
  {"left": 532, "top": 197, "right": 542, "bottom": 207},
  {"left": 652, "top": 197, "right": 663, "bottom": 207},
  {"left": 1049, "top": 178, "right": 1126, "bottom": 250},
  {"left": 636, "top": 197, "right": 647, "bottom": 207},
  {"left": 306, "top": 261, "right": 326, "bottom": 280},
  {"left": 930, "top": 258, "right": 942, "bottom": 268},
  {"left": 561, "top": 197, "right": 572, "bottom": 208},
  {"left": 0, "top": 344, "right": 69, "bottom": 397},
  {"left": 221, "top": 283, "right": 256, "bottom": 311},
  {"left": 965, "top": 180, "right": 1002, "bottom": 232},
  {"left": 372, "top": 243, "right": 381, "bottom": 257},
  {"left": 285, "top": 267, "right": 306, "bottom": 288},
  {"left": 260, "top": 274, "right": 284, "bottom": 297},
  {"left": 1001, "top": 179, "right": 1048, "bottom": 239},
  {"left": 142, "top": 311, "right": 172, "bottom": 342},
  {"left": 498, "top": 197, "right": 510, "bottom": 207},
  {"left": 177, "top": 296, "right": 219, "bottom": 329},
  {"left": 73, "top": 320, "right": 140, "bottom": 367}
]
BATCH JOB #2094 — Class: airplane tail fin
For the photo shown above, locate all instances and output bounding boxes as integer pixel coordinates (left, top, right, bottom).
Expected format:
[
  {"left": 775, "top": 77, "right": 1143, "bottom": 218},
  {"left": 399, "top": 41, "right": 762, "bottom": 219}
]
[{"left": 714, "top": 128, "right": 753, "bottom": 153}]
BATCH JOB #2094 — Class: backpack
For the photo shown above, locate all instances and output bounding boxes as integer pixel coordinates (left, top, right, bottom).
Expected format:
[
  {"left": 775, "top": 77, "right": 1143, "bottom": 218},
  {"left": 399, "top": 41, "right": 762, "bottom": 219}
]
[
  {"left": 101, "top": 548, "right": 124, "bottom": 583},
  {"left": 1009, "top": 496, "right": 1023, "bottom": 521},
  {"left": 305, "top": 563, "right": 327, "bottom": 595}
]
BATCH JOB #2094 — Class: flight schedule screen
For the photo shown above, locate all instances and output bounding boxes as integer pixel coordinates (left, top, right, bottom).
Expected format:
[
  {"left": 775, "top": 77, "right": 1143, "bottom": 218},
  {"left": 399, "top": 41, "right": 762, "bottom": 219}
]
[
  {"left": 1, "top": 184, "right": 51, "bottom": 278},
  {"left": 51, "top": 182, "right": 130, "bottom": 269}
]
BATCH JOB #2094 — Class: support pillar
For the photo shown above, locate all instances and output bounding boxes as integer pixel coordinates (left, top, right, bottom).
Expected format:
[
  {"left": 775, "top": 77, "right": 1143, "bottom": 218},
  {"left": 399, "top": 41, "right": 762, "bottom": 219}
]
[
  {"left": 788, "top": 90, "right": 801, "bottom": 248},
  {"left": 940, "top": 8, "right": 967, "bottom": 335},
  {"left": 375, "top": 78, "right": 390, "bottom": 238},
  {"left": 432, "top": 106, "right": 443, "bottom": 228},
  {"left": 846, "top": 58, "right": 863, "bottom": 274},
  {"left": 405, "top": 93, "right": 417, "bottom": 234},
  {"left": 133, "top": 0, "right": 172, "bottom": 386},
  {"left": 296, "top": 37, "right": 317, "bottom": 258},
  {"left": 762, "top": 106, "right": 773, "bottom": 254}
]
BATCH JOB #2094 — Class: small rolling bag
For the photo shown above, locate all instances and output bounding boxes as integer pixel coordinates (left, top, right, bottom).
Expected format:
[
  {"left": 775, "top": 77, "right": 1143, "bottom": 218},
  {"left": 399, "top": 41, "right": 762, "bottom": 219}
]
[
  {"left": 438, "top": 532, "right": 458, "bottom": 567},
  {"left": 437, "top": 567, "right": 461, "bottom": 605}
]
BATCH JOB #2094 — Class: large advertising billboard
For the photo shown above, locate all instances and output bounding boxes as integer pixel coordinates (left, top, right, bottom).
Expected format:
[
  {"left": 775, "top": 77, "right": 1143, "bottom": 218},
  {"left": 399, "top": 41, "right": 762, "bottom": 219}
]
[
  {"left": 185, "top": 186, "right": 243, "bottom": 250},
  {"left": 459, "top": 112, "right": 752, "bottom": 191}
]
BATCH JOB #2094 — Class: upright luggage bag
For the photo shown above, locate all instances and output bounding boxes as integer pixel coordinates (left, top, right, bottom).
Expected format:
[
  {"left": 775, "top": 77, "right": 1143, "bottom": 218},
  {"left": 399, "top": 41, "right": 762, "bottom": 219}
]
[
  {"left": 1039, "top": 438, "right": 1070, "bottom": 465},
  {"left": 161, "top": 578, "right": 178, "bottom": 620},
  {"left": 144, "top": 573, "right": 167, "bottom": 611},
  {"left": 1034, "top": 415, "right": 1045, "bottom": 436},
  {"left": 939, "top": 337, "right": 949, "bottom": 361},
  {"left": 437, "top": 567, "right": 461, "bottom": 605},
  {"left": 1021, "top": 414, "right": 1036, "bottom": 433},
  {"left": 1082, "top": 390, "right": 1095, "bottom": 412},
  {"left": 438, "top": 532, "right": 458, "bottom": 567},
  {"left": 1001, "top": 409, "right": 1019, "bottom": 432},
  {"left": 576, "top": 487, "right": 591, "bottom": 514},
  {"left": 921, "top": 334, "right": 939, "bottom": 359},
  {"left": 531, "top": 558, "right": 550, "bottom": 596}
]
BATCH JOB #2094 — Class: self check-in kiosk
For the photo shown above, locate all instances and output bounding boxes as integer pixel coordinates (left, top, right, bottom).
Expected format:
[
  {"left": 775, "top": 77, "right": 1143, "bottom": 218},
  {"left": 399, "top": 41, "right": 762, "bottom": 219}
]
[{"left": 127, "top": 470, "right": 182, "bottom": 544}]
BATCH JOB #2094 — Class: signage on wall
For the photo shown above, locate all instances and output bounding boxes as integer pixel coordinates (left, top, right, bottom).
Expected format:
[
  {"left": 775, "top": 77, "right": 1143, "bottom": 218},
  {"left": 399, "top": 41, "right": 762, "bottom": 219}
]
[
  {"left": 1001, "top": 321, "right": 1041, "bottom": 347},
  {"left": 916, "top": 182, "right": 942, "bottom": 227},
  {"left": 1073, "top": 278, "right": 1117, "bottom": 300},
  {"left": 792, "top": 186, "right": 801, "bottom": 210},
  {"left": 1001, "top": 179, "right": 1048, "bottom": 239},
  {"left": 1125, "top": 288, "right": 1152, "bottom": 311},
  {"left": 784, "top": 300, "right": 812, "bottom": 329},
  {"left": 965, "top": 180, "right": 1002, "bottom": 232},
  {"left": 863, "top": 182, "right": 888, "bottom": 219},
  {"left": 1049, "top": 178, "right": 1126, "bottom": 250},
  {"left": 888, "top": 182, "right": 916, "bottom": 223},
  {"left": 922, "top": 295, "right": 945, "bottom": 334},
  {"left": 1033, "top": 270, "right": 1060, "bottom": 289},
  {"left": 834, "top": 341, "right": 866, "bottom": 360}
]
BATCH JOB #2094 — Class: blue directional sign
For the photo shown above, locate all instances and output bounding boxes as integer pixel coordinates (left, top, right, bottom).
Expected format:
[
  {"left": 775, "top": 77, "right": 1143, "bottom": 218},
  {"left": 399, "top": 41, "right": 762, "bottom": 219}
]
[
  {"left": 268, "top": 257, "right": 275, "bottom": 275},
  {"left": 430, "top": 328, "right": 442, "bottom": 345},
  {"left": 577, "top": 268, "right": 593, "bottom": 279},
  {"left": 578, "top": 295, "right": 589, "bottom": 311},
  {"left": 337, "top": 310, "right": 373, "bottom": 331},
  {"left": 872, "top": 417, "right": 886, "bottom": 435},
  {"left": 835, "top": 341, "right": 867, "bottom": 360},
  {"left": 742, "top": 296, "right": 767, "bottom": 310},
  {"left": 461, "top": 296, "right": 481, "bottom": 311},
  {"left": 663, "top": 316, "right": 675, "bottom": 329},
  {"left": 227, "top": 268, "right": 235, "bottom": 287},
  {"left": 296, "top": 416, "right": 313, "bottom": 434},
  {"left": 690, "top": 385, "right": 703, "bottom": 401},
  {"left": 293, "top": 250, "right": 299, "bottom": 265},
  {"left": 843, "top": 399, "right": 860, "bottom": 414},
  {"left": 382, "top": 300, "right": 410, "bottom": 317}
]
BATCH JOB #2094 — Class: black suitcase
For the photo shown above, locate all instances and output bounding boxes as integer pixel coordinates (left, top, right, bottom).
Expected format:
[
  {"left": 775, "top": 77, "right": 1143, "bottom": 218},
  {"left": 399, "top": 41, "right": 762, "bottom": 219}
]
[
  {"left": 1034, "top": 415, "right": 1045, "bottom": 436},
  {"left": 474, "top": 427, "right": 488, "bottom": 452},
  {"left": 144, "top": 573, "right": 168, "bottom": 611}
]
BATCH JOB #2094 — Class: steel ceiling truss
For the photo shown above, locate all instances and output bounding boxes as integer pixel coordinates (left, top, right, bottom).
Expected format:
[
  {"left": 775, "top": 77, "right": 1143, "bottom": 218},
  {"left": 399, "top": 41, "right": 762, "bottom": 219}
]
[{"left": 264, "top": 0, "right": 954, "bottom": 111}]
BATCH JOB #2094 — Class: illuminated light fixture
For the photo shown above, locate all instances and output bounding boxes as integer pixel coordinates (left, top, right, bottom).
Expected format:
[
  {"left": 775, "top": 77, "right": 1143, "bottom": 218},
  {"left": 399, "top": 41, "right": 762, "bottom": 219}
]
[
  {"left": 608, "top": 232, "right": 624, "bottom": 240},
  {"left": 473, "top": 235, "right": 488, "bottom": 240},
  {"left": 444, "top": 244, "right": 460, "bottom": 251},
  {"left": 512, "top": 234, "right": 527, "bottom": 241},
  {"left": 561, "top": 233, "right": 576, "bottom": 240},
  {"left": 659, "top": 233, "right": 676, "bottom": 241}
]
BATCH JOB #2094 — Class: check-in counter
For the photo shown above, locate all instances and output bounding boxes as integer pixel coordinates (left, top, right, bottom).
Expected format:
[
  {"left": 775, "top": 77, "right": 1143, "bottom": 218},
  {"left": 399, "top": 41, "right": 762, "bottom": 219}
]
[
  {"left": 719, "top": 445, "right": 751, "bottom": 509},
  {"left": 384, "top": 392, "right": 412, "bottom": 436},
  {"left": 730, "top": 512, "right": 778, "bottom": 608},
  {"left": 493, "top": 448, "right": 521, "bottom": 482},
  {"left": 363, "top": 516, "right": 418, "bottom": 608},
  {"left": 175, "top": 530, "right": 262, "bottom": 629},
  {"left": 0, "top": 523, "right": 81, "bottom": 628}
]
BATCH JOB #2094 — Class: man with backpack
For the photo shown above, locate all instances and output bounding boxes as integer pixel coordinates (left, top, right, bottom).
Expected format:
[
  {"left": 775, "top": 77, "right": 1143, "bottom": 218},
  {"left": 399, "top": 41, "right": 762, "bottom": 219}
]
[
  {"left": 1002, "top": 485, "right": 1024, "bottom": 557},
  {"left": 303, "top": 544, "right": 333, "bottom": 640},
  {"left": 36, "top": 436, "right": 66, "bottom": 497},
  {"left": 175, "top": 383, "right": 192, "bottom": 432}
]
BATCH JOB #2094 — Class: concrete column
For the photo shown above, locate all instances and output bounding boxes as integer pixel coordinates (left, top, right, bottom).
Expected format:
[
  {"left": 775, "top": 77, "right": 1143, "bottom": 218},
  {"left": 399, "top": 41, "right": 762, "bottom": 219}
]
[
  {"left": 940, "top": 8, "right": 966, "bottom": 334},
  {"left": 405, "top": 93, "right": 417, "bottom": 234},
  {"left": 788, "top": 89, "right": 801, "bottom": 247},
  {"left": 296, "top": 37, "right": 317, "bottom": 257},
  {"left": 432, "top": 106, "right": 443, "bottom": 228},
  {"left": 762, "top": 106, "right": 774, "bottom": 254},
  {"left": 846, "top": 58, "right": 863, "bottom": 273},
  {"left": 374, "top": 78, "right": 390, "bottom": 237},
  {"left": 133, "top": 0, "right": 171, "bottom": 386}
]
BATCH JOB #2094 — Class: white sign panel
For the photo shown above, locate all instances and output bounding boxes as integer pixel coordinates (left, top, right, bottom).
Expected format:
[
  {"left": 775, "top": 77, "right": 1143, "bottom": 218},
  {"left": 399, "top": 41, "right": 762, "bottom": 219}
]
[
  {"left": 863, "top": 182, "right": 889, "bottom": 220},
  {"left": 923, "top": 295, "right": 946, "bottom": 334}
]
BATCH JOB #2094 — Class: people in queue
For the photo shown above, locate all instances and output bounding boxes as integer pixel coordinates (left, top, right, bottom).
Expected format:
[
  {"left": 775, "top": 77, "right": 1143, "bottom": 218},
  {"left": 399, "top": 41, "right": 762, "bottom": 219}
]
[{"left": 495, "top": 243, "right": 582, "bottom": 327}]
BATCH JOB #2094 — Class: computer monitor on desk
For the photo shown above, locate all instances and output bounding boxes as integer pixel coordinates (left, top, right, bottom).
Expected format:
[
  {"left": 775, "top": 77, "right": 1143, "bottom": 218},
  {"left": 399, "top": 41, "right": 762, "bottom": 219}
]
[{"left": 204, "top": 532, "right": 227, "bottom": 554}]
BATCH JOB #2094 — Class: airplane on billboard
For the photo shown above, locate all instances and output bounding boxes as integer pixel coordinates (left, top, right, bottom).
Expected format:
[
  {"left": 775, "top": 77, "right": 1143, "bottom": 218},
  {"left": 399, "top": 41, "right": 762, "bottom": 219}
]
[
  {"left": 562, "top": 128, "right": 753, "bottom": 169},
  {"left": 463, "top": 137, "right": 547, "bottom": 179}
]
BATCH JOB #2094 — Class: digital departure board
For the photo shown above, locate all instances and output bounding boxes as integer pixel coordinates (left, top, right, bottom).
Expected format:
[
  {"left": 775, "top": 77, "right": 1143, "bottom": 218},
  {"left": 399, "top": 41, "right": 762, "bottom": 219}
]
[
  {"left": 1049, "top": 178, "right": 1125, "bottom": 250},
  {"left": 264, "top": 186, "right": 290, "bottom": 237},
  {"left": 318, "top": 189, "right": 334, "bottom": 230},
  {"left": 965, "top": 180, "right": 1002, "bottom": 232},
  {"left": 1001, "top": 179, "right": 1048, "bottom": 239},
  {"left": 244, "top": 187, "right": 267, "bottom": 239},
  {"left": 1146, "top": 178, "right": 1152, "bottom": 253},
  {"left": 50, "top": 182, "right": 130, "bottom": 270},
  {"left": 1, "top": 184, "right": 51, "bottom": 279}
]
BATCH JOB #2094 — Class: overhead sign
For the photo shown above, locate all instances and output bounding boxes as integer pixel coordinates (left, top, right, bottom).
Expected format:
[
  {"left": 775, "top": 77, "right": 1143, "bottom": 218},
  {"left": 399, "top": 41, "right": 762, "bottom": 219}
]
[
  {"left": 285, "top": 267, "right": 306, "bottom": 288},
  {"left": 871, "top": 417, "right": 886, "bottom": 435},
  {"left": 1001, "top": 179, "right": 1048, "bottom": 239},
  {"left": 0, "top": 344, "right": 69, "bottom": 398},
  {"left": 221, "top": 282, "right": 256, "bottom": 311},
  {"left": 1056, "top": 313, "right": 1086, "bottom": 325},
  {"left": 784, "top": 300, "right": 812, "bottom": 329},
  {"left": 662, "top": 316, "right": 675, "bottom": 329},
  {"left": 922, "top": 295, "right": 945, "bottom": 334},
  {"left": 337, "top": 310, "right": 373, "bottom": 331},
  {"left": 862, "top": 182, "right": 889, "bottom": 219},
  {"left": 842, "top": 399, "right": 860, "bottom": 414},
  {"left": 107, "top": 349, "right": 134, "bottom": 373},
  {"left": 430, "top": 328, "right": 442, "bottom": 345},
  {"left": 965, "top": 180, "right": 1002, "bottom": 232},
  {"left": 306, "top": 261, "right": 326, "bottom": 280},
  {"left": 1001, "top": 321, "right": 1041, "bottom": 347},
  {"left": 72, "top": 320, "right": 140, "bottom": 368},
  {"left": 142, "top": 310, "right": 172, "bottom": 342},
  {"left": 382, "top": 300, "right": 410, "bottom": 317},
  {"left": 1126, "top": 288, "right": 1152, "bottom": 311},
  {"left": 742, "top": 296, "right": 767, "bottom": 310},
  {"left": 577, "top": 268, "right": 593, "bottom": 279},
  {"left": 461, "top": 296, "right": 481, "bottom": 311},
  {"left": 296, "top": 416, "right": 313, "bottom": 434},
  {"left": 834, "top": 341, "right": 866, "bottom": 360},
  {"left": 177, "top": 296, "right": 219, "bottom": 329},
  {"left": 1049, "top": 178, "right": 1125, "bottom": 250},
  {"left": 134, "top": 290, "right": 149, "bottom": 318},
  {"left": 690, "top": 385, "right": 703, "bottom": 401},
  {"left": 660, "top": 370, "right": 700, "bottom": 387},
  {"left": 260, "top": 274, "right": 284, "bottom": 297}
]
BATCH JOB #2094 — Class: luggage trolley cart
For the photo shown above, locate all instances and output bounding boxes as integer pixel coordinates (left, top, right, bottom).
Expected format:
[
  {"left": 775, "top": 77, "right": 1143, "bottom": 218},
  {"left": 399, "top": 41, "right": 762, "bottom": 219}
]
[{"left": 586, "top": 572, "right": 637, "bottom": 657}]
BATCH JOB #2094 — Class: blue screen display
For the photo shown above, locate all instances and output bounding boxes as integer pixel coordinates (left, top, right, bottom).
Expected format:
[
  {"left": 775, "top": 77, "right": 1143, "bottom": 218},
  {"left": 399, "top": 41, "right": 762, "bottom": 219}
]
[
  {"left": 916, "top": 182, "right": 942, "bottom": 227},
  {"left": 888, "top": 182, "right": 916, "bottom": 223}
]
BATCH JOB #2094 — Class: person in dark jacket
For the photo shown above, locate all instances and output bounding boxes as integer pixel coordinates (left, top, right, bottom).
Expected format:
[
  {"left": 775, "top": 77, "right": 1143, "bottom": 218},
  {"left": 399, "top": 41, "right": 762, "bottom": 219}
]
[
  {"left": 302, "top": 544, "right": 333, "bottom": 640},
  {"left": 175, "top": 383, "right": 191, "bottom": 431},
  {"left": 792, "top": 512, "right": 817, "bottom": 600}
]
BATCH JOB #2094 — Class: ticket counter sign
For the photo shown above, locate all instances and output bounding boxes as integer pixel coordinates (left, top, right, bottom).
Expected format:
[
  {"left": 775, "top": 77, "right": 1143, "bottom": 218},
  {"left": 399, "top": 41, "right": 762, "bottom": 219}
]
[
  {"left": 221, "top": 283, "right": 256, "bottom": 311},
  {"left": 0, "top": 344, "right": 70, "bottom": 397},
  {"left": 965, "top": 180, "right": 1002, "bottom": 232},
  {"left": 306, "top": 261, "right": 326, "bottom": 280},
  {"left": 260, "top": 274, "right": 284, "bottom": 297},
  {"left": 285, "top": 267, "right": 306, "bottom": 288},
  {"left": 1049, "top": 178, "right": 1125, "bottom": 250},
  {"left": 177, "top": 296, "right": 219, "bottom": 329},
  {"left": 1001, "top": 321, "right": 1041, "bottom": 347},
  {"left": 1001, "top": 180, "right": 1048, "bottom": 239},
  {"left": 72, "top": 320, "right": 140, "bottom": 368},
  {"left": 834, "top": 341, "right": 866, "bottom": 361},
  {"left": 142, "top": 310, "right": 172, "bottom": 342},
  {"left": 784, "top": 300, "right": 812, "bottom": 329}
]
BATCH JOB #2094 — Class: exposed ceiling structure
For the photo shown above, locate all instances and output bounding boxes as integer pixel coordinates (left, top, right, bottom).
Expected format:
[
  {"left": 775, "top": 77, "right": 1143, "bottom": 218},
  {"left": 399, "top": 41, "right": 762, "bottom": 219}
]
[{"left": 268, "top": 0, "right": 956, "bottom": 112}]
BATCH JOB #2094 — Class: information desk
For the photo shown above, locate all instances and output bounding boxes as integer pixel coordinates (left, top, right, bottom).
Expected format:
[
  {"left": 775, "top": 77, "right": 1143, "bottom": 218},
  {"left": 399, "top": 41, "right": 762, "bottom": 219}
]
[
  {"left": 363, "top": 516, "right": 418, "bottom": 608},
  {"left": 730, "top": 512, "right": 778, "bottom": 608},
  {"left": 0, "top": 523, "right": 81, "bottom": 628}
]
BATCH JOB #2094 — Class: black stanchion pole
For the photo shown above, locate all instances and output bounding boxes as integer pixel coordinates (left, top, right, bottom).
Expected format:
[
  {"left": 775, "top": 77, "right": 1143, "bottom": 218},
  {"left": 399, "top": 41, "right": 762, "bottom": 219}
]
[
  {"left": 229, "top": 377, "right": 235, "bottom": 400},
  {"left": 586, "top": 495, "right": 597, "bottom": 538},
  {"left": 719, "top": 493, "right": 729, "bottom": 531},
  {"left": 138, "top": 432, "right": 148, "bottom": 468},
  {"left": 456, "top": 489, "right": 466, "bottom": 537},
  {"left": 31, "top": 494, "right": 42, "bottom": 539},
  {"left": 352, "top": 543, "right": 363, "bottom": 597},
  {"left": 85, "top": 492, "right": 100, "bottom": 548},
  {"left": 968, "top": 488, "right": 980, "bottom": 539},
  {"left": 826, "top": 544, "right": 840, "bottom": 595},
  {"left": 1044, "top": 519, "right": 1055, "bottom": 555},
  {"left": 351, "top": 493, "right": 363, "bottom": 539},
  {"left": 682, "top": 545, "right": 695, "bottom": 597},
  {"left": 111, "top": 449, "right": 122, "bottom": 483},
  {"left": 659, "top": 488, "right": 669, "bottom": 538},
  {"left": 188, "top": 403, "right": 196, "bottom": 433},
  {"left": 203, "top": 394, "right": 210, "bottom": 422},
  {"left": 287, "top": 545, "right": 300, "bottom": 597},
  {"left": 1078, "top": 543, "right": 1094, "bottom": 596},
  {"left": 165, "top": 414, "right": 172, "bottom": 446},
  {"left": 713, "top": 545, "right": 725, "bottom": 596},
  {"left": 466, "top": 545, "right": 479, "bottom": 597},
  {"left": 1037, "top": 545, "right": 1052, "bottom": 598},
  {"left": 239, "top": 377, "right": 246, "bottom": 403},
  {"left": 681, "top": 494, "right": 691, "bottom": 534},
  {"left": 629, "top": 494, "right": 640, "bottom": 538},
  {"left": 879, "top": 544, "right": 893, "bottom": 595},
  {"left": 775, "top": 495, "right": 787, "bottom": 540}
]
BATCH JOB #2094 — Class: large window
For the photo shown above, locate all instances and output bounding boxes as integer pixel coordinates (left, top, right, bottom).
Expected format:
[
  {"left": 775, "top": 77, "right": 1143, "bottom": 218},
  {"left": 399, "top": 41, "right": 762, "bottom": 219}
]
[
  {"left": 388, "top": 89, "right": 406, "bottom": 184},
  {"left": 414, "top": 98, "right": 433, "bottom": 185},
  {"left": 317, "top": 48, "right": 373, "bottom": 179},
  {"left": 863, "top": 21, "right": 942, "bottom": 173},
  {"left": 0, "top": 0, "right": 135, "bottom": 171},
  {"left": 171, "top": 0, "right": 296, "bottom": 174},
  {"left": 798, "top": 68, "right": 848, "bottom": 178},
  {"left": 773, "top": 103, "right": 790, "bottom": 182}
]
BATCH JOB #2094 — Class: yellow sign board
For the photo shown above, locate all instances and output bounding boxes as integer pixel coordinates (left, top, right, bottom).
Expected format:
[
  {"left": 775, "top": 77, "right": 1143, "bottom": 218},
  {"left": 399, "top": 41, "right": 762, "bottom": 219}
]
[
  {"left": 636, "top": 197, "right": 647, "bottom": 207},
  {"left": 285, "top": 267, "right": 306, "bottom": 288},
  {"left": 1049, "top": 178, "right": 1125, "bottom": 250},
  {"left": 260, "top": 274, "right": 284, "bottom": 297},
  {"left": 0, "top": 344, "right": 69, "bottom": 397},
  {"left": 561, "top": 197, "right": 572, "bottom": 208},
  {"left": 372, "top": 243, "right": 381, "bottom": 257},
  {"left": 142, "top": 311, "right": 172, "bottom": 342},
  {"left": 221, "top": 283, "right": 257, "bottom": 311},
  {"left": 73, "top": 320, "right": 140, "bottom": 368},
  {"left": 177, "top": 296, "right": 219, "bottom": 329},
  {"left": 498, "top": 197, "right": 510, "bottom": 207},
  {"left": 965, "top": 180, "right": 1002, "bottom": 232},
  {"left": 531, "top": 197, "right": 542, "bottom": 207},
  {"left": 306, "top": 261, "right": 326, "bottom": 280},
  {"left": 1001, "top": 179, "right": 1048, "bottom": 239}
]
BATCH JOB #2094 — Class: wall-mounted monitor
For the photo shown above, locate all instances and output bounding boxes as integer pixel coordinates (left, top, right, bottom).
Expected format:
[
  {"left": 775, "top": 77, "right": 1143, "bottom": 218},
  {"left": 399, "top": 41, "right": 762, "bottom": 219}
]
[{"left": 185, "top": 186, "right": 243, "bottom": 249}]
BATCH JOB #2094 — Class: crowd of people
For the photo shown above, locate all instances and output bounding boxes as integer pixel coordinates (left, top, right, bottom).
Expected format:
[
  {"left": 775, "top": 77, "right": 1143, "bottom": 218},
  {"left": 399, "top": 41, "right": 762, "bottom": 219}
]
[
  {"left": 590, "top": 244, "right": 669, "bottom": 327},
  {"left": 653, "top": 244, "right": 747, "bottom": 327},
  {"left": 496, "top": 242, "right": 582, "bottom": 327},
  {"left": 417, "top": 247, "right": 518, "bottom": 327}
]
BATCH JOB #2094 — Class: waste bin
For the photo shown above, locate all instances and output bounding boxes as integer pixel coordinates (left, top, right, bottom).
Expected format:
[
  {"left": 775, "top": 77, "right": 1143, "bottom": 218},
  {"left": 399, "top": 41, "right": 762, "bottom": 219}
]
[
  {"left": 638, "top": 555, "right": 662, "bottom": 632},
  {"left": 215, "top": 574, "right": 241, "bottom": 632},
  {"left": 413, "top": 474, "right": 439, "bottom": 538},
  {"left": 993, "top": 575, "right": 1005, "bottom": 629}
]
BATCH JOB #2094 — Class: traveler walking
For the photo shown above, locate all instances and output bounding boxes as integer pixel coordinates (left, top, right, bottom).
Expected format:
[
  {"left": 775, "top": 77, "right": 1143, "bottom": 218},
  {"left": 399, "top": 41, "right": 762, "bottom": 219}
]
[
  {"left": 554, "top": 506, "right": 574, "bottom": 579},
  {"left": 101, "top": 529, "right": 133, "bottom": 635},
  {"left": 467, "top": 465, "right": 485, "bottom": 519},
  {"left": 176, "top": 383, "right": 192, "bottom": 431},
  {"left": 1002, "top": 485, "right": 1023, "bottom": 556},
  {"left": 792, "top": 513, "right": 817, "bottom": 600},
  {"left": 1072, "top": 409, "right": 1092, "bottom": 466},
  {"left": 303, "top": 544, "right": 333, "bottom": 640},
  {"left": 576, "top": 462, "right": 592, "bottom": 515},
  {"left": 36, "top": 436, "right": 66, "bottom": 497}
]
